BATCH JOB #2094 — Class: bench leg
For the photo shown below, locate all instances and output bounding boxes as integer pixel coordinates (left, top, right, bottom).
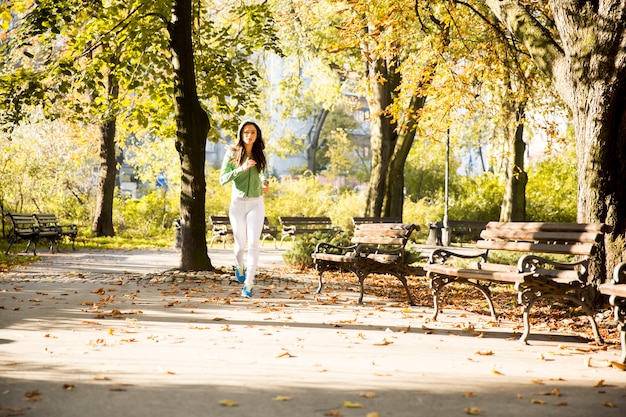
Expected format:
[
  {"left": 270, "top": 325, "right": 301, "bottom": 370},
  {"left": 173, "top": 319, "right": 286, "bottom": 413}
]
[
  {"left": 518, "top": 286, "right": 603, "bottom": 345},
  {"left": 392, "top": 273, "right": 415, "bottom": 305},
  {"left": 355, "top": 271, "right": 368, "bottom": 304},
  {"left": 429, "top": 274, "right": 496, "bottom": 321},
  {"left": 617, "top": 321, "right": 626, "bottom": 365},
  {"left": 316, "top": 269, "right": 324, "bottom": 294}
]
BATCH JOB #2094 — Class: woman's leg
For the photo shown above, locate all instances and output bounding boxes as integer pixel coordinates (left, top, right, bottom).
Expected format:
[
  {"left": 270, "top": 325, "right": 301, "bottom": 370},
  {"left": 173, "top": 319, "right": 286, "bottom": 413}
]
[
  {"left": 244, "top": 197, "right": 265, "bottom": 286},
  {"left": 228, "top": 197, "right": 247, "bottom": 270}
]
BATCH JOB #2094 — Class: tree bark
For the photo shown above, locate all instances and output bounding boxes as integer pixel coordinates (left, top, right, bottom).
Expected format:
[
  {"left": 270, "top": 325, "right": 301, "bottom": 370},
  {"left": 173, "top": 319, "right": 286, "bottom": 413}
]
[
  {"left": 384, "top": 95, "right": 427, "bottom": 219},
  {"left": 91, "top": 118, "right": 117, "bottom": 237},
  {"left": 306, "top": 108, "right": 329, "bottom": 173},
  {"left": 365, "top": 57, "right": 397, "bottom": 217},
  {"left": 500, "top": 102, "right": 527, "bottom": 222},
  {"left": 91, "top": 53, "right": 118, "bottom": 237},
  {"left": 486, "top": 0, "right": 626, "bottom": 282},
  {"left": 169, "top": 0, "right": 212, "bottom": 271}
]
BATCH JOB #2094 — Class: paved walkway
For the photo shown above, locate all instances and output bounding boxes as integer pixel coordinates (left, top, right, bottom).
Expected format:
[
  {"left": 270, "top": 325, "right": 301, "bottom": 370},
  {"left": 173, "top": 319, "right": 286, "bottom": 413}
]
[{"left": 0, "top": 248, "right": 625, "bottom": 417}]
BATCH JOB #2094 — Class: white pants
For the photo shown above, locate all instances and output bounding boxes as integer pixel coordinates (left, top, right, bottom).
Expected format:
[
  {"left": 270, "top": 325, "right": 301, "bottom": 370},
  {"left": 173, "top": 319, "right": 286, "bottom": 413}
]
[{"left": 229, "top": 196, "right": 265, "bottom": 285}]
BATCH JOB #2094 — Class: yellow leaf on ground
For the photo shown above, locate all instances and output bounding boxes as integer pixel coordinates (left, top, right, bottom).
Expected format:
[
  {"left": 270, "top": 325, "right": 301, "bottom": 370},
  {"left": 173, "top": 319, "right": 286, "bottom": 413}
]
[
  {"left": 219, "top": 399, "right": 239, "bottom": 407},
  {"left": 603, "top": 402, "right": 616, "bottom": 408},
  {"left": 367, "top": 412, "right": 380, "bottom": 417},
  {"left": 491, "top": 369, "right": 503, "bottom": 375},
  {"left": 464, "top": 406, "right": 482, "bottom": 415},
  {"left": 272, "top": 396, "right": 292, "bottom": 401},
  {"left": 475, "top": 350, "right": 493, "bottom": 356},
  {"left": 343, "top": 401, "right": 362, "bottom": 408},
  {"left": 360, "top": 391, "right": 377, "bottom": 398}
]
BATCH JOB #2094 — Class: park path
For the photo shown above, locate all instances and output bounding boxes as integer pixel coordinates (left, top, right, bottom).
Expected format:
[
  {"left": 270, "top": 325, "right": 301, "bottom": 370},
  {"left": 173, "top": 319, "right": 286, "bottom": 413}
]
[{"left": 0, "top": 248, "right": 625, "bottom": 417}]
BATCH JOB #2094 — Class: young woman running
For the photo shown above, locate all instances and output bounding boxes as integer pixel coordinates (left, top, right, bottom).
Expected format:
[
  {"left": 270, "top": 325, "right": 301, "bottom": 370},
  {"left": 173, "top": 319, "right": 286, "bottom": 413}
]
[{"left": 219, "top": 120, "right": 269, "bottom": 298}]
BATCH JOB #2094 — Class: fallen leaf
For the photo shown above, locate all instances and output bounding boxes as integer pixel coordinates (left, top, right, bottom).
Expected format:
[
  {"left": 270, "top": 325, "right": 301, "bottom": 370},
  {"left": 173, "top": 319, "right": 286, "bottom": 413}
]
[
  {"left": 272, "top": 395, "right": 292, "bottom": 401},
  {"left": 530, "top": 399, "right": 546, "bottom": 405},
  {"left": 63, "top": 384, "right": 75, "bottom": 390},
  {"left": 276, "top": 351, "right": 294, "bottom": 358},
  {"left": 610, "top": 361, "right": 626, "bottom": 371},
  {"left": 360, "top": 391, "right": 377, "bottom": 398},
  {"left": 491, "top": 369, "right": 503, "bottom": 375},
  {"left": 373, "top": 338, "right": 393, "bottom": 346},
  {"left": 475, "top": 350, "right": 493, "bottom": 356},
  {"left": 594, "top": 379, "right": 605, "bottom": 387},
  {"left": 366, "top": 412, "right": 380, "bottom": 417},
  {"left": 24, "top": 389, "right": 41, "bottom": 402},
  {"left": 219, "top": 399, "right": 239, "bottom": 407},
  {"left": 324, "top": 411, "right": 342, "bottom": 417},
  {"left": 343, "top": 401, "right": 362, "bottom": 408},
  {"left": 553, "top": 402, "right": 568, "bottom": 406},
  {"left": 464, "top": 406, "right": 482, "bottom": 415}
]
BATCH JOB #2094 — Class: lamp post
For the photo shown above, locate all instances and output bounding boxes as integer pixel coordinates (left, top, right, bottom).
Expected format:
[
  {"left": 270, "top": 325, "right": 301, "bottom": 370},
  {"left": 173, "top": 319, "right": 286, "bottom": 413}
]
[{"left": 443, "top": 128, "right": 450, "bottom": 245}]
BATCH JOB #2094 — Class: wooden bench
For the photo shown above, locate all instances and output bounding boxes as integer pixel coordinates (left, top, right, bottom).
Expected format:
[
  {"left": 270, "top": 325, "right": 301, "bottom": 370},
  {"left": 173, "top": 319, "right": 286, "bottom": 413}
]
[
  {"left": 4, "top": 212, "right": 59, "bottom": 255},
  {"left": 352, "top": 217, "right": 402, "bottom": 226},
  {"left": 311, "top": 223, "right": 419, "bottom": 305},
  {"left": 424, "top": 221, "right": 611, "bottom": 344},
  {"left": 279, "top": 216, "right": 340, "bottom": 245},
  {"left": 209, "top": 215, "right": 278, "bottom": 248},
  {"left": 599, "top": 261, "right": 626, "bottom": 365},
  {"left": 209, "top": 216, "right": 232, "bottom": 248},
  {"left": 34, "top": 213, "right": 78, "bottom": 251},
  {"left": 428, "top": 220, "right": 489, "bottom": 246}
]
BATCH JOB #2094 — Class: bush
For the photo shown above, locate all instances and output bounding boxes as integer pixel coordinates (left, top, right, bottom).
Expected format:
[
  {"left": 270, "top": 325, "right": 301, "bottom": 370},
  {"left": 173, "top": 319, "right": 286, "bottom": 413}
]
[{"left": 282, "top": 231, "right": 351, "bottom": 270}]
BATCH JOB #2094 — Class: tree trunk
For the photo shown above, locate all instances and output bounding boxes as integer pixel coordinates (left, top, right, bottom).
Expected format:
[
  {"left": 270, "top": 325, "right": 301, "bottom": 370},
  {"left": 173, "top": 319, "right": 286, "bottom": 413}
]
[
  {"left": 91, "top": 118, "right": 117, "bottom": 237},
  {"left": 365, "top": 57, "right": 397, "bottom": 217},
  {"left": 169, "top": 0, "right": 212, "bottom": 271},
  {"left": 486, "top": 0, "right": 626, "bottom": 282},
  {"left": 91, "top": 56, "right": 118, "bottom": 237},
  {"left": 384, "top": 95, "right": 427, "bottom": 219},
  {"left": 306, "top": 108, "right": 329, "bottom": 173},
  {"left": 500, "top": 103, "right": 527, "bottom": 222}
]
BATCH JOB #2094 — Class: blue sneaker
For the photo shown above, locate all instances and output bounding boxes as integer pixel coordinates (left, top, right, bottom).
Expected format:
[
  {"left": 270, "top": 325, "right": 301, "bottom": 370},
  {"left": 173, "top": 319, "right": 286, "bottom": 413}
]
[
  {"left": 241, "top": 284, "right": 253, "bottom": 299},
  {"left": 235, "top": 266, "right": 246, "bottom": 284}
]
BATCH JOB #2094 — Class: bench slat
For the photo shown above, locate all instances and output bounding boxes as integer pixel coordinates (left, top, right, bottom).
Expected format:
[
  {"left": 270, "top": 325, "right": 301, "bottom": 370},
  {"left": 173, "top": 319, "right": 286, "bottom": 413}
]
[
  {"left": 476, "top": 240, "right": 595, "bottom": 256},
  {"left": 480, "top": 229, "right": 601, "bottom": 244},
  {"left": 485, "top": 221, "right": 610, "bottom": 233}
]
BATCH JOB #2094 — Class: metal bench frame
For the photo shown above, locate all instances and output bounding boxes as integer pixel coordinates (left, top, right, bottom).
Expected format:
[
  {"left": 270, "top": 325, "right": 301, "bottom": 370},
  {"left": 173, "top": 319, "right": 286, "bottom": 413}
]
[
  {"left": 424, "top": 221, "right": 611, "bottom": 344},
  {"left": 311, "top": 223, "right": 419, "bottom": 305}
]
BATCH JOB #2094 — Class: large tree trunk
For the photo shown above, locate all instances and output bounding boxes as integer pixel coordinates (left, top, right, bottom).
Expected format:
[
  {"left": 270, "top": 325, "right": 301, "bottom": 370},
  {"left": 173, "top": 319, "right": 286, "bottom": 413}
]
[
  {"left": 365, "top": 57, "right": 397, "bottom": 217},
  {"left": 91, "top": 56, "right": 118, "bottom": 237},
  {"left": 306, "top": 108, "right": 329, "bottom": 173},
  {"left": 91, "top": 118, "right": 117, "bottom": 237},
  {"left": 500, "top": 102, "right": 527, "bottom": 222},
  {"left": 169, "top": 0, "right": 212, "bottom": 271},
  {"left": 384, "top": 95, "right": 427, "bottom": 219},
  {"left": 486, "top": 0, "right": 626, "bottom": 283}
]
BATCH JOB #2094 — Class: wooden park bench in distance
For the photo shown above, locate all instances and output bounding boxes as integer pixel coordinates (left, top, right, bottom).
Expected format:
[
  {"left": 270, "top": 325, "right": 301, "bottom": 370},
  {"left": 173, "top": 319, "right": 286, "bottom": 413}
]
[
  {"left": 4, "top": 212, "right": 59, "bottom": 255},
  {"left": 278, "top": 216, "right": 341, "bottom": 246},
  {"left": 209, "top": 215, "right": 278, "bottom": 248},
  {"left": 311, "top": 222, "right": 419, "bottom": 305},
  {"left": 33, "top": 213, "right": 79, "bottom": 251},
  {"left": 352, "top": 217, "right": 402, "bottom": 226},
  {"left": 424, "top": 221, "right": 611, "bottom": 344},
  {"left": 599, "top": 261, "right": 626, "bottom": 366}
]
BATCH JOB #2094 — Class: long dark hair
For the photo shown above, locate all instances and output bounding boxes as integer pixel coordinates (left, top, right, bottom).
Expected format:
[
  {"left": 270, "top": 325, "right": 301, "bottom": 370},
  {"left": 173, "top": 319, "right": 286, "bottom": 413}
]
[{"left": 229, "top": 121, "right": 267, "bottom": 171}]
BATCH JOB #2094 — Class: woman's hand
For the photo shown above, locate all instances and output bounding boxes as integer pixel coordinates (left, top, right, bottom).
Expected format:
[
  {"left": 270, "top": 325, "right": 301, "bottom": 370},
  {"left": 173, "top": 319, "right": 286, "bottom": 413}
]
[{"left": 242, "top": 159, "right": 257, "bottom": 171}]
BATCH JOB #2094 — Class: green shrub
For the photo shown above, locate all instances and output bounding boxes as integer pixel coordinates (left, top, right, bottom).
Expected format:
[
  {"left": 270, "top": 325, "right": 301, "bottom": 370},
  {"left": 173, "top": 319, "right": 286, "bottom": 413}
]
[{"left": 282, "top": 231, "right": 351, "bottom": 270}]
